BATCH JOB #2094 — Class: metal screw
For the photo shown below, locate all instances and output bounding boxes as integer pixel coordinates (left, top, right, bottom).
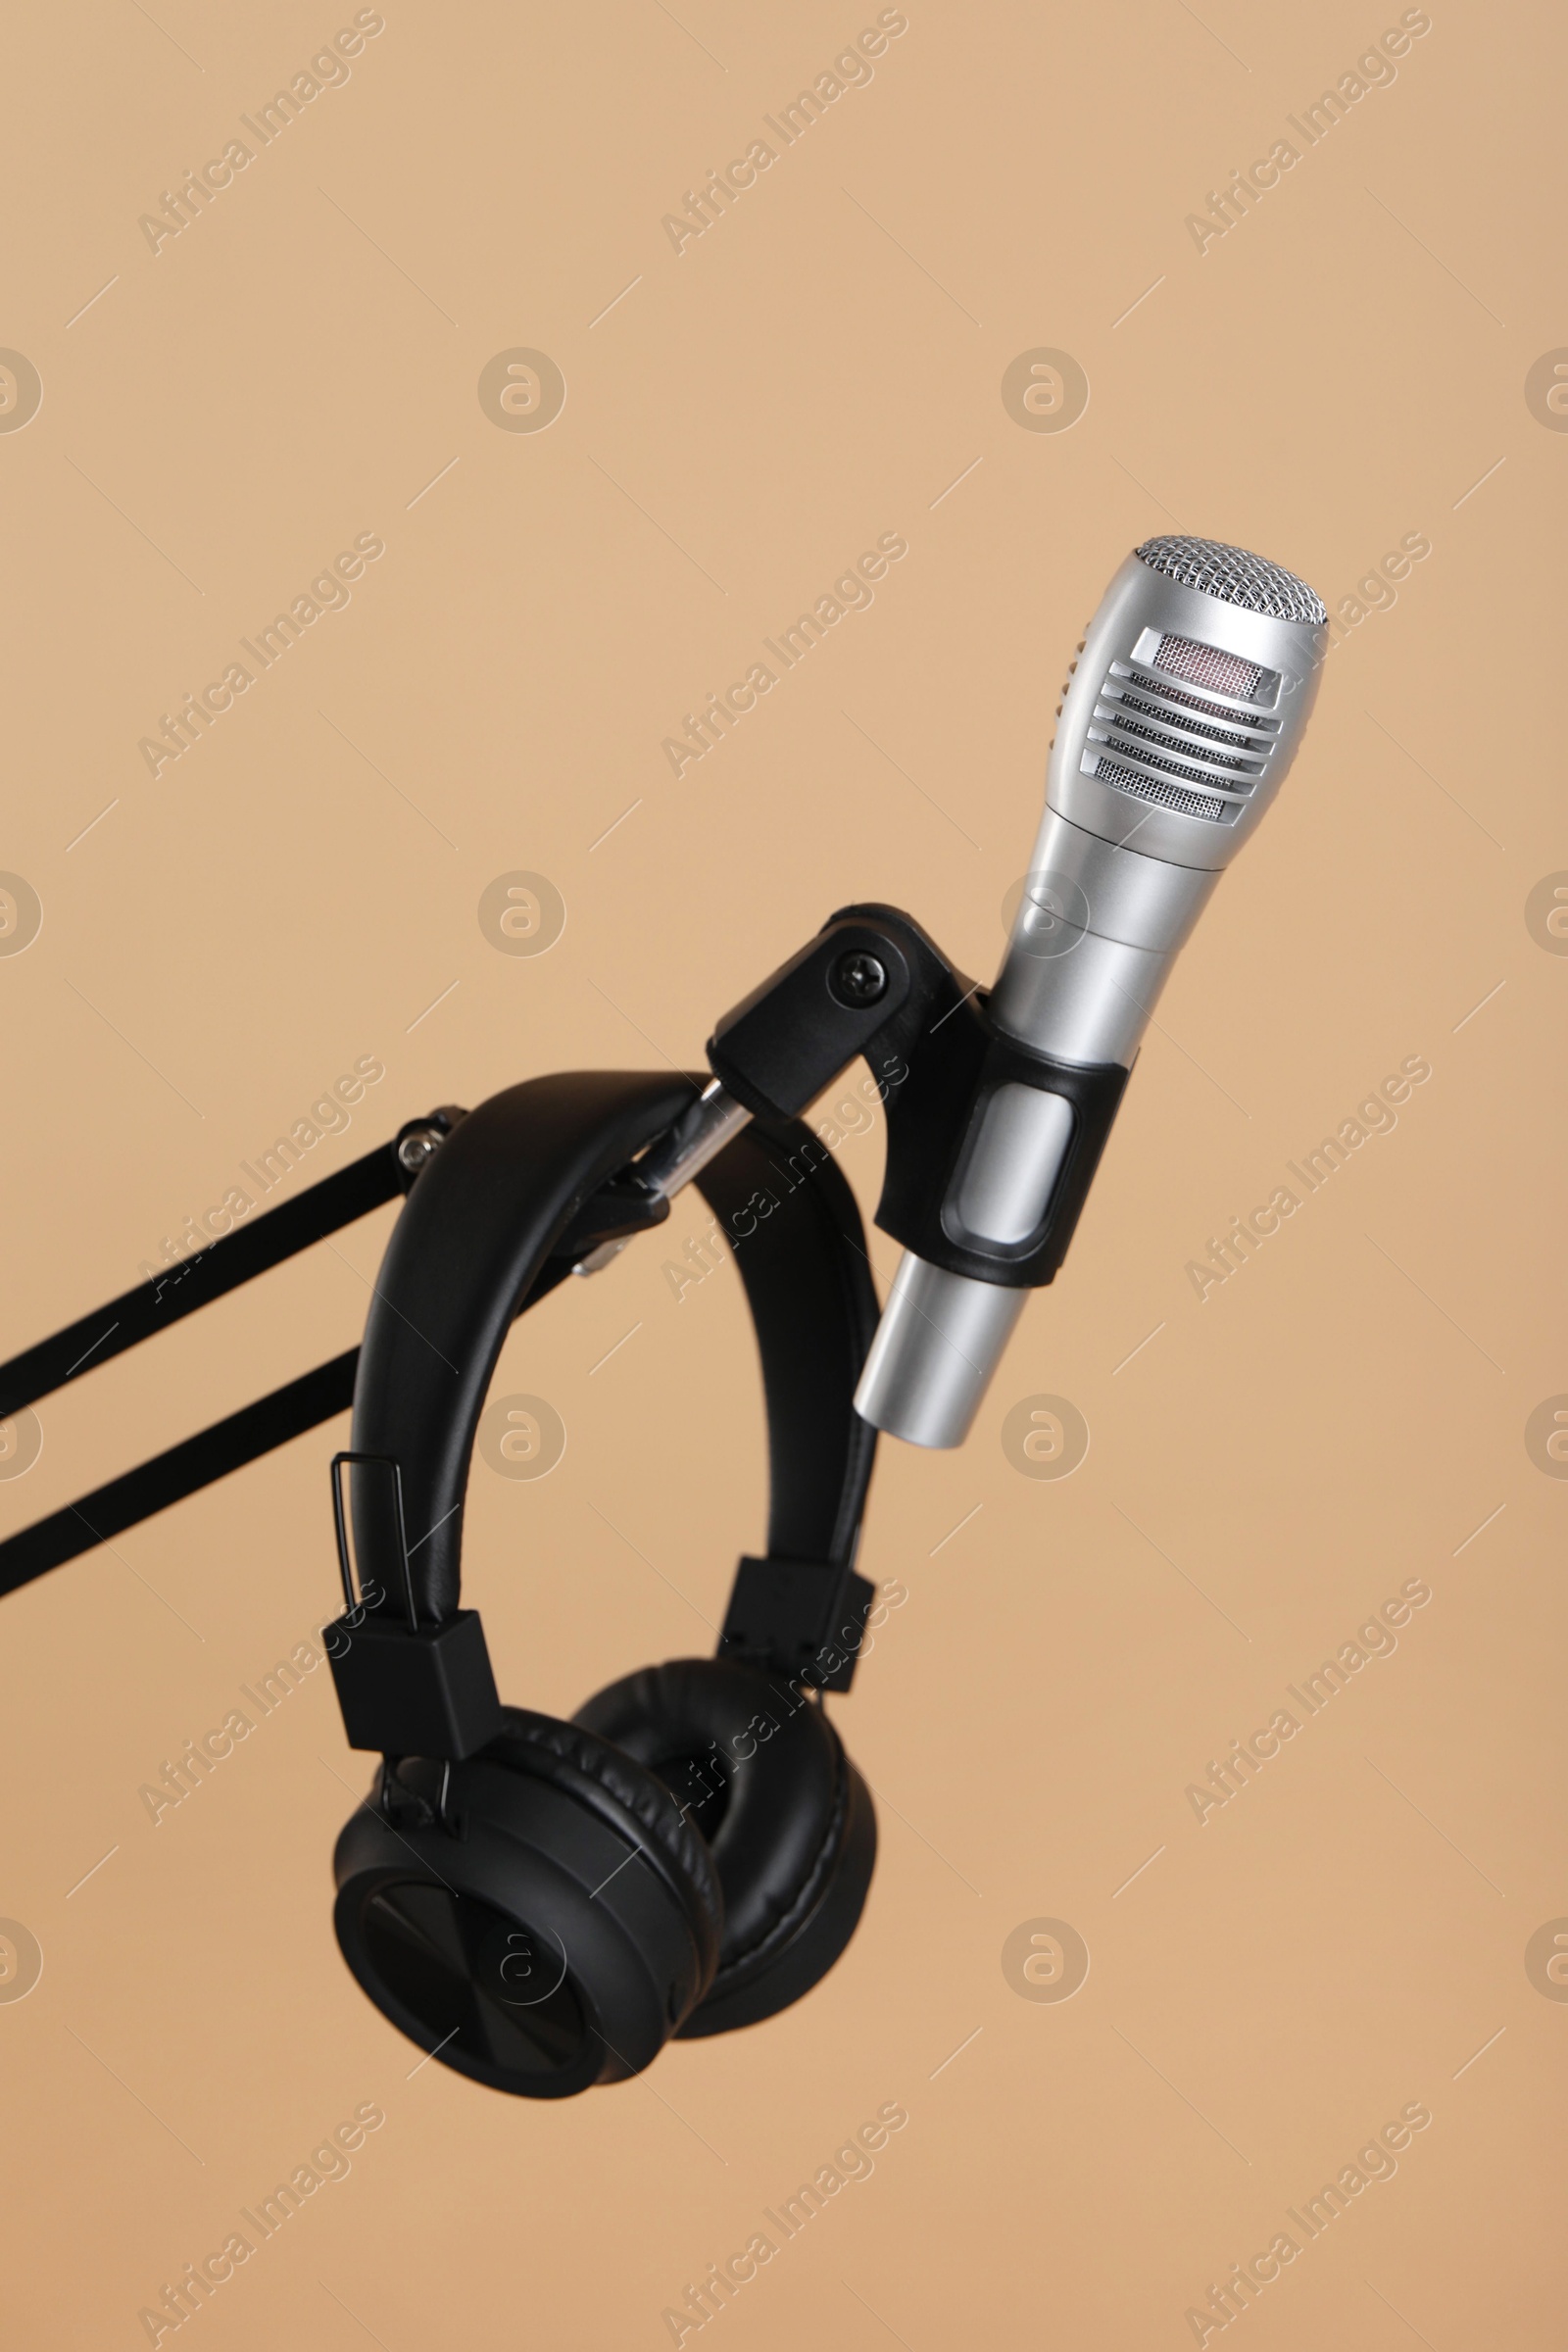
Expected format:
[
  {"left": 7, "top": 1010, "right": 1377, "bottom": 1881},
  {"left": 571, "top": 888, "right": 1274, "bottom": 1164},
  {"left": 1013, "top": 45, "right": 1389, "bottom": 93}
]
[
  {"left": 832, "top": 951, "right": 888, "bottom": 1006},
  {"left": 397, "top": 1129, "right": 439, "bottom": 1176}
]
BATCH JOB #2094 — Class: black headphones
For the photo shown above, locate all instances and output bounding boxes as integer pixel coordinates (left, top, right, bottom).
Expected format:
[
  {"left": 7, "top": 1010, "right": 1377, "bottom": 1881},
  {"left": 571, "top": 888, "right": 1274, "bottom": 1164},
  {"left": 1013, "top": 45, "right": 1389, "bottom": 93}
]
[{"left": 326, "top": 1070, "right": 883, "bottom": 2098}]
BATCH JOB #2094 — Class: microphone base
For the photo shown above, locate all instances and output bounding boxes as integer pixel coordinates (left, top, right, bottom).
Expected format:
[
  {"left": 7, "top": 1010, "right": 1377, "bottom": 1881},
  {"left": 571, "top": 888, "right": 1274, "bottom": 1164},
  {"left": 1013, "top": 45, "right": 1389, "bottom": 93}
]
[{"left": 853, "top": 1252, "right": 1027, "bottom": 1448}]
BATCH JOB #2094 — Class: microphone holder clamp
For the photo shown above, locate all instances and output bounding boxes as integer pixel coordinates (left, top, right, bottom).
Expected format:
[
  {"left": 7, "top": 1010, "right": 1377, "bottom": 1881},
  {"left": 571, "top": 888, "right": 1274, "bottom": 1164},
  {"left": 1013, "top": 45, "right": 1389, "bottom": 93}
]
[{"left": 705, "top": 903, "right": 1130, "bottom": 1293}]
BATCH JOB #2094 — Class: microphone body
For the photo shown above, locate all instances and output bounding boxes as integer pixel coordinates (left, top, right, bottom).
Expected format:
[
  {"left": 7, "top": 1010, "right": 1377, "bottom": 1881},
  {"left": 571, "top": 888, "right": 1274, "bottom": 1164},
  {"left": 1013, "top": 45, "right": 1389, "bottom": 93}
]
[{"left": 854, "top": 536, "right": 1328, "bottom": 1448}]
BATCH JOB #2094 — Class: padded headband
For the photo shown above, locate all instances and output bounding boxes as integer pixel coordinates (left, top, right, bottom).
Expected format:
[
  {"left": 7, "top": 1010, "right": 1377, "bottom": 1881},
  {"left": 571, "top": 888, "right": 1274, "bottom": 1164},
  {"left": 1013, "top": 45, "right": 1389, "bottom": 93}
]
[{"left": 348, "top": 1070, "right": 879, "bottom": 1627}]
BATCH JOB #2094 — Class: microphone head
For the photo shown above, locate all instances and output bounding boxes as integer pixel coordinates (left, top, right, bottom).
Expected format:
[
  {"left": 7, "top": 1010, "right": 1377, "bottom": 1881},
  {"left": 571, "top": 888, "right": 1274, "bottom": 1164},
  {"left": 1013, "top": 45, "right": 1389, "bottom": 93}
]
[{"left": 1047, "top": 535, "right": 1328, "bottom": 873}]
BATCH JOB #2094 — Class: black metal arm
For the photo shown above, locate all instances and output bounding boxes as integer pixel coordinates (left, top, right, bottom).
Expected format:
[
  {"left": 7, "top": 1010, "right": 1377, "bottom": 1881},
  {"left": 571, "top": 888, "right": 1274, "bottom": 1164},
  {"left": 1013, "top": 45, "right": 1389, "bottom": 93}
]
[
  {"left": 0, "top": 1107, "right": 700, "bottom": 1598},
  {"left": 0, "top": 1112, "right": 463, "bottom": 1422},
  {"left": 0, "top": 1351, "right": 363, "bottom": 1597}
]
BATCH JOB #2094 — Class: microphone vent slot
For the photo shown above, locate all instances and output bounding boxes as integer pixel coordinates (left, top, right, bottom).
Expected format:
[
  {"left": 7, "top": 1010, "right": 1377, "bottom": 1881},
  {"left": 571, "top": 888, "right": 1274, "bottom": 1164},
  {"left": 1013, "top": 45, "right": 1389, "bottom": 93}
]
[
  {"left": 1091, "top": 759, "right": 1239, "bottom": 824},
  {"left": 1087, "top": 644, "right": 1276, "bottom": 818},
  {"left": 1124, "top": 670, "right": 1273, "bottom": 730},
  {"left": 1103, "top": 695, "right": 1266, "bottom": 774}
]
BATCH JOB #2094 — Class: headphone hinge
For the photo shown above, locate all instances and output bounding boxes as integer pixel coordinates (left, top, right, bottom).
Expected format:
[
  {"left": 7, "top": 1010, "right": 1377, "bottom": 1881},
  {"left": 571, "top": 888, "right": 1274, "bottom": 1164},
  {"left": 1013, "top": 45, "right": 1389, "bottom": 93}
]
[
  {"left": 327, "top": 1607, "right": 505, "bottom": 1759},
  {"left": 717, "top": 1555, "right": 875, "bottom": 1694},
  {"left": 328, "top": 1449, "right": 504, "bottom": 1759}
]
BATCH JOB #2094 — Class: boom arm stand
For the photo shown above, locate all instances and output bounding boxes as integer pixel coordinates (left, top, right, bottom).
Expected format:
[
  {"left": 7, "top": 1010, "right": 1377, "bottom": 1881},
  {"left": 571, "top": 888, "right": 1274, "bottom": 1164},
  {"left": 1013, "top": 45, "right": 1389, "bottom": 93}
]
[{"left": 0, "top": 902, "right": 1129, "bottom": 1638}]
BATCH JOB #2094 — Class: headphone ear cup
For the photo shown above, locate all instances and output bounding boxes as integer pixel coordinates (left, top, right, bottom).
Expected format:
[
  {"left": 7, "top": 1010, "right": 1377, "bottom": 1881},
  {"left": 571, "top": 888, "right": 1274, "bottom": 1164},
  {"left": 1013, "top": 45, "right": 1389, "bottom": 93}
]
[
  {"left": 574, "top": 1658, "right": 876, "bottom": 2036},
  {"left": 331, "top": 1707, "right": 721, "bottom": 2098},
  {"left": 482, "top": 1708, "right": 723, "bottom": 1967}
]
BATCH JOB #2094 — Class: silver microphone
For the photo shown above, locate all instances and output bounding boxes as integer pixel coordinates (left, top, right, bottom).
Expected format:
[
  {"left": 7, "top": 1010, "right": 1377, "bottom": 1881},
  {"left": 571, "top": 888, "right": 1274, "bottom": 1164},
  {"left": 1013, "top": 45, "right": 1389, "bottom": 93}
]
[{"left": 854, "top": 534, "right": 1328, "bottom": 1448}]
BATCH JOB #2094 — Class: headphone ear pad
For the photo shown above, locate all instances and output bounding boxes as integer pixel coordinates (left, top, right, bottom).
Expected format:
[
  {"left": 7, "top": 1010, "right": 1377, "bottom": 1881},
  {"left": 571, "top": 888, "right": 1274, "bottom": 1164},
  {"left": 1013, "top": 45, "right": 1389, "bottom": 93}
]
[
  {"left": 483, "top": 1708, "right": 723, "bottom": 1970},
  {"left": 574, "top": 1658, "right": 876, "bottom": 2036}
]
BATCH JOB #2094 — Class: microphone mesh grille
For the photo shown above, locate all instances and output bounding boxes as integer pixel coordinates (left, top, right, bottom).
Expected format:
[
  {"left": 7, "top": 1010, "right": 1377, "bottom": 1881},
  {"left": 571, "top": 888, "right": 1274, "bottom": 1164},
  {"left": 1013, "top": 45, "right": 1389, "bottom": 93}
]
[
  {"left": 1136, "top": 536, "right": 1326, "bottom": 626},
  {"left": 1094, "top": 760, "right": 1237, "bottom": 824},
  {"left": 1152, "top": 634, "right": 1263, "bottom": 700}
]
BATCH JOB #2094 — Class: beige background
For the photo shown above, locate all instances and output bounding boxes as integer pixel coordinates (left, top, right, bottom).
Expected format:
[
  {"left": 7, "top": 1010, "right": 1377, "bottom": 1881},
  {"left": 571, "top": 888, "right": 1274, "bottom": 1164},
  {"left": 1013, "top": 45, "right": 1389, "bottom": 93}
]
[{"left": 1, "top": 1, "right": 1564, "bottom": 2343}]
